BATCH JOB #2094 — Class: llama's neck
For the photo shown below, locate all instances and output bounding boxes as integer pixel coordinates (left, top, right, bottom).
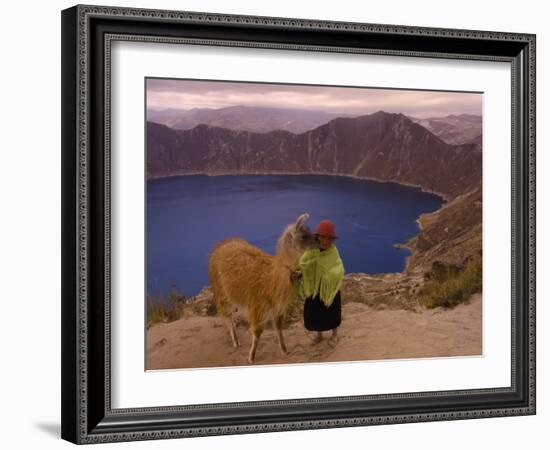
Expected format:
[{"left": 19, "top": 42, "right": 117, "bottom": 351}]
[
  {"left": 273, "top": 251, "right": 296, "bottom": 274},
  {"left": 274, "top": 231, "right": 299, "bottom": 271},
  {"left": 269, "top": 252, "right": 295, "bottom": 310},
  {"left": 271, "top": 235, "right": 298, "bottom": 296}
]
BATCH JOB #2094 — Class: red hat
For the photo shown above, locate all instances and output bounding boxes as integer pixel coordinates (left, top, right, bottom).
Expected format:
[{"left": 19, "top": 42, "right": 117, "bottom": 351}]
[{"left": 315, "top": 220, "right": 338, "bottom": 238}]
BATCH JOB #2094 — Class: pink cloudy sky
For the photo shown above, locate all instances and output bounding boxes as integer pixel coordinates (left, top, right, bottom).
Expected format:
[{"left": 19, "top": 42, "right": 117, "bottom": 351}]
[{"left": 146, "top": 78, "right": 482, "bottom": 118}]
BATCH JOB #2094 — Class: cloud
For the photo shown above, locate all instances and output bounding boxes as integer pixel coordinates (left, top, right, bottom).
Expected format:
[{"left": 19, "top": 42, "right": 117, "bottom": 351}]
[{"left": 146, "top": 78, "right": 482, "bottom": 118}]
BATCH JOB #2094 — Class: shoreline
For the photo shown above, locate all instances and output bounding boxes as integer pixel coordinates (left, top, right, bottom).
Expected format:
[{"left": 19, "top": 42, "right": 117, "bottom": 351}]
[
  {"left": 147, "top": 171, "right": 449, "bottom": 289},
  {"left": 147, "top": 170, "right": 451, "bottom": 203}
]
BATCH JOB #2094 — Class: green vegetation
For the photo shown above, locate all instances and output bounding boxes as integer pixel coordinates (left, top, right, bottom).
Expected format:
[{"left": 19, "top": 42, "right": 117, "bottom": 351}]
[
  {"left": 147, "top": 287, "right": 188, "bottom": 329},
  {"left": 419, "top": 259, "right": 482, "bottom": 309}
]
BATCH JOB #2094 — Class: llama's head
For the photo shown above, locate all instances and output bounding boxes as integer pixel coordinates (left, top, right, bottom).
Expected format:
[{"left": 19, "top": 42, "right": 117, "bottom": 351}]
[{"left": 276, "top": 213, "right": 318, "bottom": 262}]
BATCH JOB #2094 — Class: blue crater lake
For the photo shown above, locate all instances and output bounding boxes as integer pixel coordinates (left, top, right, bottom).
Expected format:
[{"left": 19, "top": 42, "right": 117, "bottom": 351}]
[{"left": 147, "top": 174, "right": 443, "bottom": 300}]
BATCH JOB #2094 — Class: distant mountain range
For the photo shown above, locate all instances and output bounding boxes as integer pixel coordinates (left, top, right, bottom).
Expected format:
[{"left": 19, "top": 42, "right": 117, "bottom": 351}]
[
  {"left": 149, "top": 106, "right": 481, "bottom": 146},
  {"left": 147, "top": 111, "right": 481, "bottom": 199},
  {"left": 410, "top": 114, "right": 482, "bottom": 145},
  {"left": 147, "top": 105, "right": 354, "bottom": 135}
]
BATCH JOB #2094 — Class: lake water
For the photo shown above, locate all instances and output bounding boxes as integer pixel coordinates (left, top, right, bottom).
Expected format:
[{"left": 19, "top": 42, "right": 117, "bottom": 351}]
[{"left": 147, "top": 174, "right": 443, "bottom": 299}]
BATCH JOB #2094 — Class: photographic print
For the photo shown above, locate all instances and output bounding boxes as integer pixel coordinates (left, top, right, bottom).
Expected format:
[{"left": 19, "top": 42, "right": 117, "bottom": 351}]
[{"left": 145, "top": 78, "right": 483, "bottom": 370}]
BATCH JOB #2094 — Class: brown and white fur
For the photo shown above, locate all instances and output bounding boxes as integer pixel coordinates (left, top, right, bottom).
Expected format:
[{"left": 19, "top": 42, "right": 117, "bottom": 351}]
[{"left": 208, "top": 213, "right": 318, "bottom": 363}]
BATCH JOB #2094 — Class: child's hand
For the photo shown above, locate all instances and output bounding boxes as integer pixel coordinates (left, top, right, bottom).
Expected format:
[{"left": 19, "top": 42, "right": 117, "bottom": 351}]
[{"left": 290, "top": 270, "right": 302, "bottom": 282}]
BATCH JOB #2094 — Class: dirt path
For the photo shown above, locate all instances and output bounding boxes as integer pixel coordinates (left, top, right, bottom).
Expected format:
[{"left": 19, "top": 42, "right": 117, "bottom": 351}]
[{"left": 146, "top": 294, "right": 482, "bottom": 370}]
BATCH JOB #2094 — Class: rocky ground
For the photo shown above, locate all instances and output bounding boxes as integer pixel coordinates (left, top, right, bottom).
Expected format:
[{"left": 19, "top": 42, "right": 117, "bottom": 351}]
[{"left": 146, "top": 292, "right": 481, "bottom": 370}]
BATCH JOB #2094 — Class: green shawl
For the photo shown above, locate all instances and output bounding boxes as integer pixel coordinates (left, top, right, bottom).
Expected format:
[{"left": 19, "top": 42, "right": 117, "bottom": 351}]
[{"left": 298, "top": 244, "right": 345, "bottom": 307}]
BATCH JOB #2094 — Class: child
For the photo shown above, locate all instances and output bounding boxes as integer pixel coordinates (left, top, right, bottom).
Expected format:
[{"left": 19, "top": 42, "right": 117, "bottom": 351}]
[{"left": 296, "top": 219, "right": 344, "bottom": 346}]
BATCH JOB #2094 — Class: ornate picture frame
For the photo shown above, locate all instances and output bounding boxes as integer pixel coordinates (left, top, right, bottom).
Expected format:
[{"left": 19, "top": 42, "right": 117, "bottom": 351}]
[{"left": 61, "top": 4, "right": 536, "bottom": 444}]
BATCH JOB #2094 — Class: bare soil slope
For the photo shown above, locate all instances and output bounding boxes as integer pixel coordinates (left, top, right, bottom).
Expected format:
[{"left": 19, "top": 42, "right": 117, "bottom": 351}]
[{"left": 146, "top": 294, "right": 481, "bottom": 370}]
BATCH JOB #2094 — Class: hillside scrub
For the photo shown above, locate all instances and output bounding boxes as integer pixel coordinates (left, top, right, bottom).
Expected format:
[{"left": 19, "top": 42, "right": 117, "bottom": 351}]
[
  {"left": 419, "top": 259, "right": 482, "bottom": 309},
  {"left": 147, "top": 287, "right": 190, "bottom": 329}
]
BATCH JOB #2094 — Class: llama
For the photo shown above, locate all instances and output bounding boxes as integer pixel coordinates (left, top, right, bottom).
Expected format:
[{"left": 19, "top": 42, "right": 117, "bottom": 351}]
[{"left": 208, "top": 213, "right": 318, "bottom": 363}]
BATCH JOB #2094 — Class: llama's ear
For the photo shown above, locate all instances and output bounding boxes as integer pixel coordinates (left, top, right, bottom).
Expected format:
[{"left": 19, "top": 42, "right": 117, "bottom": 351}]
[{"left": 295, "top": 213, "right": 309, "bottom": 229}]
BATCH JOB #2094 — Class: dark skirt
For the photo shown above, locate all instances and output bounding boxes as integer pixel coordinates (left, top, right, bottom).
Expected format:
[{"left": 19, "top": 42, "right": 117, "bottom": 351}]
[{"left": 303, "top": 291, "right": 342, "bottom": 332}]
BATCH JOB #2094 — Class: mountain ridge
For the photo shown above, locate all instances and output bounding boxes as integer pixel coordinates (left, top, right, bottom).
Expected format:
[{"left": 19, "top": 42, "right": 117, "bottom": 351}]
[{"left": 147, "top": 111, "right": 481, "bottom": 200}]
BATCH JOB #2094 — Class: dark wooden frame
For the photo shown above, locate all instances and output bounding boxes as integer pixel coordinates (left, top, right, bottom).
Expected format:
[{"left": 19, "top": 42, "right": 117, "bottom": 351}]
[{"left": 61, "top": 4, "right": 536, "bottom": 444}]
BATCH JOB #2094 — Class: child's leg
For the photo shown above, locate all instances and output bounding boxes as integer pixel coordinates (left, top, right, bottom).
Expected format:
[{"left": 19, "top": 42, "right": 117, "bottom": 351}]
[
  {"left": 310, "top": 331, "right": 323, "bottom": 344},
  {"left": 328, "top": 328, "right": 339, "bottom": 346}
]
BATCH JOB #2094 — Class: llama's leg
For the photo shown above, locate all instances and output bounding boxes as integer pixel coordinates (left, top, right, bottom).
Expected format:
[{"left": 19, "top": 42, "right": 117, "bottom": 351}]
[
  {"left": 224, "top": 315, "right": 239, "bottom": 348},
  {"left": 274, "top": 315, "right": 288, "bottom": 356},
  {"left": 248, "top": 325, "right": 263, "bottom": 364},
  {"left": 211, "top": 283, "right": 239, "bottom": 348}
]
